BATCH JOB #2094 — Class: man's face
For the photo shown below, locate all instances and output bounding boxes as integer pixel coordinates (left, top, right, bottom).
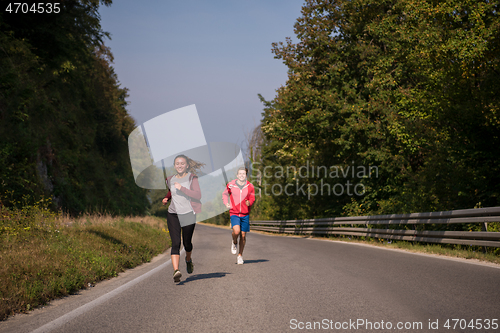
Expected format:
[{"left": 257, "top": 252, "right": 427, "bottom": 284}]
[{"left": 237, "top": 170, "right": 247, "bottom": 182}]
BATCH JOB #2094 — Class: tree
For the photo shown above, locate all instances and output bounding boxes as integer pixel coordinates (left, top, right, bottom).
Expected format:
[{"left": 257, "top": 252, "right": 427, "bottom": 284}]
[
  {"left": 0, "top": 0, "right": 149, "bottom": 215},
  {"left": 258, "top": 0, "right": 500, "bottom": 219}
]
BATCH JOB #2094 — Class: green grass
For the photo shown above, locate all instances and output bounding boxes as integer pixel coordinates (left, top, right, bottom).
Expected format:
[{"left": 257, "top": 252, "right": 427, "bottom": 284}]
[{"left": 0, "top": 205, "right": 171, "bottom": 321}]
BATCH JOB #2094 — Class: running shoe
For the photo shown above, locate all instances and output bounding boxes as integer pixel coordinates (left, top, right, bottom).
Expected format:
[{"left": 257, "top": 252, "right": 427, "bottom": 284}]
[
  {"left": 231, "top": 241, "right": 238, "bottom": 255},
  {"left": 173, "top": 269, "right": 182, "bottom": 282},
  {"left": 237, "top": 255, "right": 244, "bottom": 265},
  {"left": 186, "top": 259, "right": 194, "bottom": 274}
]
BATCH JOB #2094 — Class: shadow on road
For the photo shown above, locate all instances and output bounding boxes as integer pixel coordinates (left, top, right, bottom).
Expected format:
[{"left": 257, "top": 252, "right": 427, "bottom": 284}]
[
  {"left": 238, "top": 259, "right": 269, "bottom": 264},
  {"left": 177, "top": 272, "right": 230, "bottom": 285}
]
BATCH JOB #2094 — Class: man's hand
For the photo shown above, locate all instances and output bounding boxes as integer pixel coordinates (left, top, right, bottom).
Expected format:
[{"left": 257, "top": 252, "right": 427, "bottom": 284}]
[
  {"left": 162, "top": 198, "right": 169, "bottom": 205},
  {"left": 174, "top": 182, "right": 182, "bottom": 190}
]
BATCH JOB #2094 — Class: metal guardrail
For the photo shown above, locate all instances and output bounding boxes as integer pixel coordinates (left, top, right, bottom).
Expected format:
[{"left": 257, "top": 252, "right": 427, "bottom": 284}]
[{"left": 249, "top": 207, "right": 500, "bottom": 247}]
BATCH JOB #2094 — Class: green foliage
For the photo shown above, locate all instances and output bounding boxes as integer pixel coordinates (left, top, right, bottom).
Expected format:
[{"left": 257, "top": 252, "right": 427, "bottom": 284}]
[
  {"left": 148, "top": 190, "right": 170, "bottom": 219},
  {"left": 0, "top": 1, "right": 149, "bottom": 215},
  {"left": 203, "top": 211, "right": 231, "bottom": 226},
  {"left": 257, "top": 0, "right": 500, "bottom": 220}
]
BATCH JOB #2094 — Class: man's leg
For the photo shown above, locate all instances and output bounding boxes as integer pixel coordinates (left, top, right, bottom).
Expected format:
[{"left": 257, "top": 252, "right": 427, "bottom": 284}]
[
  {"left": 232, "top": 224, "right": 241, "bottom": 245},
  {"left": 239, "top": 215, "right": 249, "bottom": 256},
  {"left": 239, "top": 231, "right": 246, "bottom": 255},
  {"left": 231, "top": 215, "right": 241, "bottom": 255}
]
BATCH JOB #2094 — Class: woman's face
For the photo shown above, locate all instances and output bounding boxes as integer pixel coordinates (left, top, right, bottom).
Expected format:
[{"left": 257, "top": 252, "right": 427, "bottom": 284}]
[{"left": 174, "top": 157, "right": 188, "bottom": 174}]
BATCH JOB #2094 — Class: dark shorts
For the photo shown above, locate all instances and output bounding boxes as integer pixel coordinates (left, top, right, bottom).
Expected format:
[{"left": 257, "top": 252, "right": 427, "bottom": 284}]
[{"left": 230, "top": 215, "right": 250, "bottom": 232}]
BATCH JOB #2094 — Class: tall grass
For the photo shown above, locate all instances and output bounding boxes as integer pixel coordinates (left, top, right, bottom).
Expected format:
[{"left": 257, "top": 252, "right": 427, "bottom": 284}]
[{"left": 0, "top": 200, "right": 170, "bottom": 321}]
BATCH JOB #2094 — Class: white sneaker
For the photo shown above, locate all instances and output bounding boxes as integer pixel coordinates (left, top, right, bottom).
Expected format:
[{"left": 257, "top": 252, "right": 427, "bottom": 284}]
[
  {"left": 173, "top": 269, "right": 182, "bottom": 282},
  {"left": 231, "top": 241, "right": 237, "bottom": 255},
  {"left": 237, "top": 255, "right": 244, "bottom": 265}
]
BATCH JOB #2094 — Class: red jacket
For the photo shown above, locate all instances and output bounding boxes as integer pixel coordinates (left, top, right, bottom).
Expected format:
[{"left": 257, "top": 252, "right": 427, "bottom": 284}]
[
  {"left": 164, "top": 174, "right": 202, "bottom": 214},
  {"left": 222, "top": 180, "right": 255, "bottom": 217}
]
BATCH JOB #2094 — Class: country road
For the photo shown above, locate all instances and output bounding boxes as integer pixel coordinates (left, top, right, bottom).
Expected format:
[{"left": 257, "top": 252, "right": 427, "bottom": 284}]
[{"left": 2, "top": 223, "right": 499, "bottom": 333}]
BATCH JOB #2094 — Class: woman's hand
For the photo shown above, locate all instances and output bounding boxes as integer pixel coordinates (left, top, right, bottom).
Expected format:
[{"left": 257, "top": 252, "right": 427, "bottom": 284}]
[
  {"left": 162, "top": 198, "right": 169, "bottom": 205},
  {"left": 174, "top": 182, "right": 182, "bottom": 190},
  {"left": 225, "top": 202, "right": 231, "bottom": 209},
  {"left": 245, "top": 199, "right": 250, "bottom": 206}
]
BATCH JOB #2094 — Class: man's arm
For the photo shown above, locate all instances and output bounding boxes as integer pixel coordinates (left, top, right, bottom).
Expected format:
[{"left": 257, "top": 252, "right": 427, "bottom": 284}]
[
  {"left": 247, "top": 183, "right": 256, "bottom": 206},
  {"left": 222, "top": 184, "right": 232, "bottom": 208}
]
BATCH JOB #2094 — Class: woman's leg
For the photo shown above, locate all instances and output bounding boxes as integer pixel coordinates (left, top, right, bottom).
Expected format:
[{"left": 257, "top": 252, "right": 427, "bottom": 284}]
[
  {"left": 166, "top": 212, "right": 182, "bottom": 271},
  {"left": 181, "top": 222, "right": 196, "bottom": 261}
]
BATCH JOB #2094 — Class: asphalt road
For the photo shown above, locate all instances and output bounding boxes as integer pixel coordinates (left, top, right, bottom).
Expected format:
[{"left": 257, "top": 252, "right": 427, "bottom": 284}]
[{"left": 1, "top": 223, "right": 499, "bottom": 333}]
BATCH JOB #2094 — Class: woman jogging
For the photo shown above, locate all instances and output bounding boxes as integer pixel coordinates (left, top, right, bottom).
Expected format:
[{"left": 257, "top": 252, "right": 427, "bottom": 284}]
[
  {"left": 222, "top": 167, "right": 255, "bottom": 264},
  {"left": 162, "top": 154, "right": 203, "bottom": 282}
]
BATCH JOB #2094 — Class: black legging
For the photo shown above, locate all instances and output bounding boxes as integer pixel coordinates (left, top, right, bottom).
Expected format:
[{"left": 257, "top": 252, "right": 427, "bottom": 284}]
[{"left": 166, "top": 212, "right": 196, "bottom": 255}]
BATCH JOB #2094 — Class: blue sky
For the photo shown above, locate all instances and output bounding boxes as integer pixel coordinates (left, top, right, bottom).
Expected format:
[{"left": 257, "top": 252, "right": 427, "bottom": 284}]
[{"left": 99, "top": 0, "right": 304, "bottom": 151}]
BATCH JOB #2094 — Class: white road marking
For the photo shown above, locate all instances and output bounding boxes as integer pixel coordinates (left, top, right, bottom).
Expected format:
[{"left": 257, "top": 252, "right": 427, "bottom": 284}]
[{"left": 31, "top": 249, "right": 184, "bottom": 333}]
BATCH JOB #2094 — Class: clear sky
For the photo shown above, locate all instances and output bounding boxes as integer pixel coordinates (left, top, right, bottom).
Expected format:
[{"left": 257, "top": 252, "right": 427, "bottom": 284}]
[{"left": 99, "top": 0, "right": 304, "bottom": 151}]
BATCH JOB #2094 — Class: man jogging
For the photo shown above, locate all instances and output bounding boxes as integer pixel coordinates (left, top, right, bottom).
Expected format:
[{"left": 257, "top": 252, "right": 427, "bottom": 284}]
[{"left": 222, "top": 167, "right": 255, "bottom": 264}]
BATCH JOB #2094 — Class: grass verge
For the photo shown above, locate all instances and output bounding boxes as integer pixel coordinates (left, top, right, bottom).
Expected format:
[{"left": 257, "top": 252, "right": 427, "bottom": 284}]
[
  {"left": 0, "top": 205, "right": 171, "bottom": 321},
  {"left": 326, "top": 235, "right": 500, "bottom": 265}
]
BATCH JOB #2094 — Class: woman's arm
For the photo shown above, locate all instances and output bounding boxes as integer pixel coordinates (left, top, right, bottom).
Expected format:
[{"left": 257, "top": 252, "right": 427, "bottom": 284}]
[
  {"left": 179, "top": 175, "right": 202, "bottom": 200},
  {"left": 162, "top": 177, "right": 172, "bottom": 204}
]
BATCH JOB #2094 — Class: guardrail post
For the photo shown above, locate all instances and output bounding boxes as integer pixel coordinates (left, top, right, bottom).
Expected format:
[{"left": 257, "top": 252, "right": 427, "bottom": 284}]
[{"left": 482, "top": 222, "right": 488, "bottom": 253}]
